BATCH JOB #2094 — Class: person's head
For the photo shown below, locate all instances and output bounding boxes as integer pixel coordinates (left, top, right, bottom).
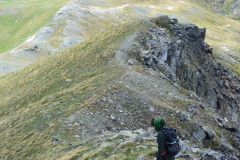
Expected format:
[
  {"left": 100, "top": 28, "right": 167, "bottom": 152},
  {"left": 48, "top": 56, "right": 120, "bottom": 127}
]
[{"left": 151, "top": 118, "right": 166, "bottom": 131}]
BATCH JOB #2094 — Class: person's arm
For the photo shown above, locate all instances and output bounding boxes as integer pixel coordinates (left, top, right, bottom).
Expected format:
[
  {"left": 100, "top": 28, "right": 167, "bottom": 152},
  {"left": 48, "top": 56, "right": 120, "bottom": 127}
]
[{"left": 157, "top": 132, "right": 165, "bottom": 160}]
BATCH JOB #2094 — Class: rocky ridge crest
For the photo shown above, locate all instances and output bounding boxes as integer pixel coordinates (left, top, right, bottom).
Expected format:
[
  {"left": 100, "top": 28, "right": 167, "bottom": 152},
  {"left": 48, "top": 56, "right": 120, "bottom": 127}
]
[{"left": 141, "top": 17, "right": 240, "bottom": 127}]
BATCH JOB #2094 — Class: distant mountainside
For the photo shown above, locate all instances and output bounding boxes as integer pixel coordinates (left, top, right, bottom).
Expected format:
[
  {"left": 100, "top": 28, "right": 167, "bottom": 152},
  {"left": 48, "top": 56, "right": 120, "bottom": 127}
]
[
  {"left": 194, "top": 0, "right": 240, "bottom": 19},
  {"left": 0, "top": 0, "right": 240, "bottom": 78}
]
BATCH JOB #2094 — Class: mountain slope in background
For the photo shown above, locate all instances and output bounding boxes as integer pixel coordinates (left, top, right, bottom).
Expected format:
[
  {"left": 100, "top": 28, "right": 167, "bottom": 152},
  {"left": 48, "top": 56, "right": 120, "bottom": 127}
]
[
  {"left": 194, "top": 0, "right": 240, "bottom": 19},
  {"left": 0, "top": 0, "right": 240, "bottom": 78}
]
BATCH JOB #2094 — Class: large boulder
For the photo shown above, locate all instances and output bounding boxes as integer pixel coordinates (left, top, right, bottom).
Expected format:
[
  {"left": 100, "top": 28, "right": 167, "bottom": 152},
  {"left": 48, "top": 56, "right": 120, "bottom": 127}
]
[
  {"left": 201, "top": 148, "right": 238, "bottom": 160},
  {"left": 218, "top": 142, "right": 234, "bottom": 155},
  {"left": 223, "top": 121, "right": 239, "bottom": 132},
  {"left": 200, "top": 148, "right": 225, "bottom": 160},
  {"left": 203, "top": 126, "right": 215, "bottom": 140},
  {"left": 192, "top": 126, "right": 206, "bottom": 142}
]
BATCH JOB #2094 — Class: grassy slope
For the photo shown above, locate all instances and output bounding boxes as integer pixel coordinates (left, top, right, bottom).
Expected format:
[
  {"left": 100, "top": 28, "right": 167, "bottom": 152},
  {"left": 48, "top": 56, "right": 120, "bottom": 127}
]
[
  {"left": 0, "top": 20, "right": 149, "bottom": 159},
  {"left": 0, "top": 0, "right": 71, "bottom": 54},
  {"left": 1, "top": 0, "right": 240, "bottom": 75},
  {"left": 192, "top": 0, "right": 240, "bottom": 19},
  {"left": 0, "top": 0, "right": 165, "bottom": 54}
]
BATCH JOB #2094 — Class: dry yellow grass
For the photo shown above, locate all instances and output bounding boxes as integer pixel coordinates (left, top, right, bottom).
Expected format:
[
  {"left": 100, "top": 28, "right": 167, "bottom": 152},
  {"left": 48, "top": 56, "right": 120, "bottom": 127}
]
[{"left": 0, "top": 20, "right": 150, "bottom": 159}]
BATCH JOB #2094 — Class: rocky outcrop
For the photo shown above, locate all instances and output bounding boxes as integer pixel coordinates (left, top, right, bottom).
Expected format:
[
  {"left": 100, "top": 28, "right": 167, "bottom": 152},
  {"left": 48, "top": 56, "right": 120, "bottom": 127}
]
[
  {"left": 203, "top": 126, "right": 215, "bottom": 140},
  {"left": 140, "top": 17, "right": 240, "bottom": 127},
  {"left": 200, "top": 148, "right": 238, "bottom": 160},
  {"left": 192, "top": 125, "right": 206, "bottom": 143},
  {"left": 138, "top": 17, "right": 240, "bottom": 157},
  {"left": 218, "top": 142, "right": 234, "bottom": 155},
  {"left": 223, "top": 120, "right": 239, "bottom": 131}
]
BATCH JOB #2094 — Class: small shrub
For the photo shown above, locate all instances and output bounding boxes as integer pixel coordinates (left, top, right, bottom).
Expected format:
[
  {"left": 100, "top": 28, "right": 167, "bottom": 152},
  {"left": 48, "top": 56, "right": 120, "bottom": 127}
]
[
  {"left": 155, "top": 16, "right": 171, "bottom": 30},
  {"left": 204, "top": 90, "right": 208, "bottom": 97},
  {"left": 182, "top": 150, "right": 187, "bottom": 154}
]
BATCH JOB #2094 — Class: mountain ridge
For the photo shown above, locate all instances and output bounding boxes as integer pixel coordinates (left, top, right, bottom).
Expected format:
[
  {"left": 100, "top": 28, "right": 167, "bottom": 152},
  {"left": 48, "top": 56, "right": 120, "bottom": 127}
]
[
  {"left": 0, "top": 17, "right": 239, "bottom": 159},
  {"left": 1, "top": 0, "right": 240, "bottom": 78}
]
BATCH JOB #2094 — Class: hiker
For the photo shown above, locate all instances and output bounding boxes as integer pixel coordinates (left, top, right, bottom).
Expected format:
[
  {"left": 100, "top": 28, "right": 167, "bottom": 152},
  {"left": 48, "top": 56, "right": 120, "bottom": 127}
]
[{"left": 151, "top": 118, "right": 176, "bottom": 160}]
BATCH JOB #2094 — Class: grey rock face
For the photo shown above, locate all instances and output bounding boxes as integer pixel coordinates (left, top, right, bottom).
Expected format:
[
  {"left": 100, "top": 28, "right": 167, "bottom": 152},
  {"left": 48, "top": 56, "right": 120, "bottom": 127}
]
[
  {"left": 218, "top": 123, "right": 223, "bottom": 128},
  {"left": 134, "top": 136, "right": 143, "bottom": 142},
  {"left": 179, "top": 111, "right": 191, "bottom": 121},
  {"left": 223, "top": 121, "right": 239, "bottom": 132},
  {"left": 140, "top": 18, "right": 240, "bottom": 125},
  {"left": 140, "top": 131, "right": 152, "bottom": 138},
  {"left": 168, "top": 16, "right": 178, "bottom": 25},
  {"left": 218, "top": 142, "right": 234, "bottom": 155},
  {"left": 220, "top": 156, "right": 238, "bottom": 160},
  {"left": 236, "top": 141, "right": 240, "bottom": 150},
  {"left": 176, "top": 154, "right": 194, "bottom": 160},
  {"left": 192, "top": 126, "right": 206, "bottom": 142},
  {"left": 203, "top": 126, "right": 215, "bottom": 140},
  {"left": 200, "top": 148, "right": 225, "bottom": 160}
]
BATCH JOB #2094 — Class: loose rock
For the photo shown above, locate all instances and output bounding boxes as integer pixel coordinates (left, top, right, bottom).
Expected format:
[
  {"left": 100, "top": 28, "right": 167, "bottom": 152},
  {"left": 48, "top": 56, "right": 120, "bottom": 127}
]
[
  {"left": 110, "top": 114, "right": 115, "bottom": 120},
  {"left": 134, "top": 136, "right": 143, "bottom": 142},
  {"left": 218, "top": 142, "right": 234, "bottom": 155},
  {"left": 51, "top": 136, "right": 60, "bottom": 143},
  {"left": 200, "top": 148, "right": 225, "bottom": 160},
  {"left": 128, "top": 59, "right": 134, "bottom": 65},
  {"left": 192, "top": 126, "right": 206, "bottom": 142},
  {"left": 65, "top": 79, "right": 71, "bottom": 83},
  {"left": 141, "top": 131, "right": 152, "bottom": 138},
  {"left": 203, "top": 126, "right": 215, "bottom": 140},
  {"left": 179, "top": 112, "right": 191, "bottom": 121},
  {"left": 223, "top": 121, "right": 238, "bottom": 131}
]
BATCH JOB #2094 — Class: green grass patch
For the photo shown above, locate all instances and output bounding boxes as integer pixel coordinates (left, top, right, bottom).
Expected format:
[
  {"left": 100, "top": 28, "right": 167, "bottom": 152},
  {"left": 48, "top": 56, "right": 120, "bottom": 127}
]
[{"left": 0, "top": 0, "right": 71, "bottom": 54}]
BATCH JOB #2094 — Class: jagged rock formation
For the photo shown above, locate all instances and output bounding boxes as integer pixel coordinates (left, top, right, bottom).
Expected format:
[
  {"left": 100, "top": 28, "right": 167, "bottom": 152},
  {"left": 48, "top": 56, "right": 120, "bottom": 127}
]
[
  {"left": 138, "top": 16, "right": 240, "bottom": 158},
  {"left": 200, "top": 148, "right": 238, "bottom": 160},
  {"left": 140, "top": 17, "right": 240, "bottom": 127}
]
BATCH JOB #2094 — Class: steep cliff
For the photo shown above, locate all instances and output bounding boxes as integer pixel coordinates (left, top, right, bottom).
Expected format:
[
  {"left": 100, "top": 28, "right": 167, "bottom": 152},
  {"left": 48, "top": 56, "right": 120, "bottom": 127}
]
[{"left": 141, "top": 16, "right": 240, "bottom": 125}]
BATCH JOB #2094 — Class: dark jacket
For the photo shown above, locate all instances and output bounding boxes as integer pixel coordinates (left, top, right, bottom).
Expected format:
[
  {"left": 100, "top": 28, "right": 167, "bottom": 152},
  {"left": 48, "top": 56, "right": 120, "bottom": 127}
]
[{"left": 157, "top": 127, "right": 175, "bottom": 160}]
